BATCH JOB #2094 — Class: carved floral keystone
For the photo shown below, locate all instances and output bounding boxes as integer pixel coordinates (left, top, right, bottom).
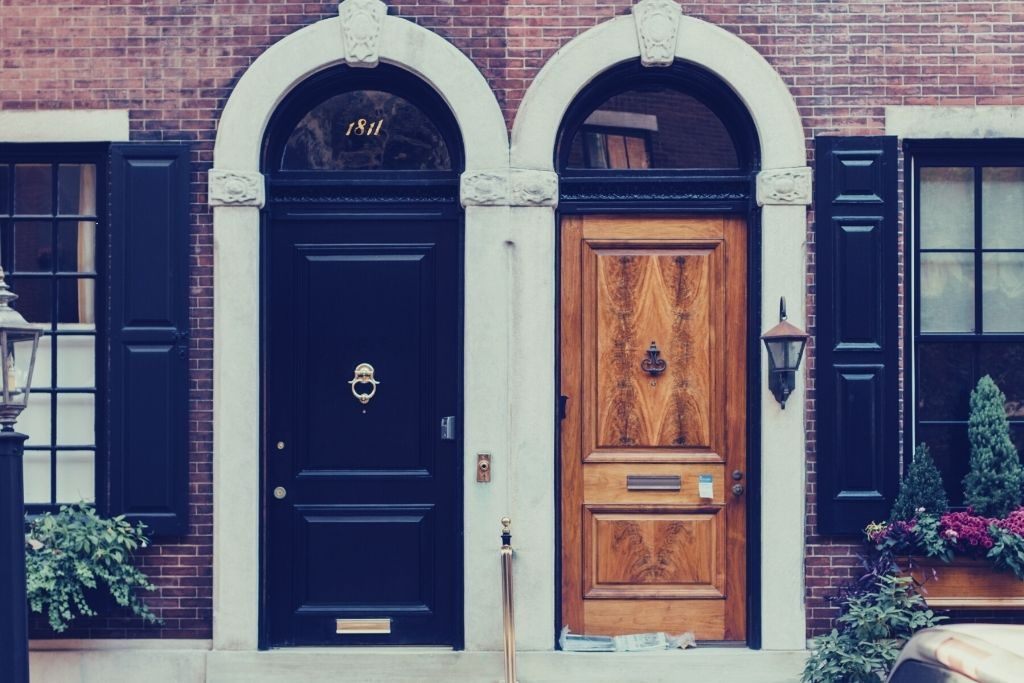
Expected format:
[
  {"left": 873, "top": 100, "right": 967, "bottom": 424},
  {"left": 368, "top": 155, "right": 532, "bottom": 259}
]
[
  {"left": 338, "top": 0, "right": 388, "bottom": 68},
  {"left": 632, "top": 0, "right": 683, "bottom": 67}
]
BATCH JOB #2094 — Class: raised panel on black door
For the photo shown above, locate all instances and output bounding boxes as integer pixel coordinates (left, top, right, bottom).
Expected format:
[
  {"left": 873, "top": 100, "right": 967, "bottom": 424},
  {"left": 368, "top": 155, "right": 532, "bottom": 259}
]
[
  {"left": 266, "top": 216, "right": 459, "bottom": 648},
  {"left": 292, "top": 244, "right": 436, "bottom": 477}
]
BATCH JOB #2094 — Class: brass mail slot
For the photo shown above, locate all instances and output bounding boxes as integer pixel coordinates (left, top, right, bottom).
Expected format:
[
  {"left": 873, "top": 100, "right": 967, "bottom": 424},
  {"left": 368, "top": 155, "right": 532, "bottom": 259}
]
[
  {"left": 336, "top": 618, "right": 392, "bottom": 635},
  {"left": 626, "top": 474, "right": 681, "bottom": 491}
]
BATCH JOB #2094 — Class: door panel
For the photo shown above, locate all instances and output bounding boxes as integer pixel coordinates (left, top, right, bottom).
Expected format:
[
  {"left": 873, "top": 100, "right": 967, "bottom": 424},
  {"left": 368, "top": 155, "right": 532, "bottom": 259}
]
[
  {"left": 561, "top": 215, "right": 747, "bottom": 641},
  {"left": 267, "top": 215, "right": 459, "bottom": 647}
]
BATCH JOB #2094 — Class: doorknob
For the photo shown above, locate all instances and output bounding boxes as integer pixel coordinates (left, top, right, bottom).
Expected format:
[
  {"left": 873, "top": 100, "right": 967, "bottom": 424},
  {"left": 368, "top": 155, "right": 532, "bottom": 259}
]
[{"left": 273, "top": 486, "right": 287, "bottom": 500}]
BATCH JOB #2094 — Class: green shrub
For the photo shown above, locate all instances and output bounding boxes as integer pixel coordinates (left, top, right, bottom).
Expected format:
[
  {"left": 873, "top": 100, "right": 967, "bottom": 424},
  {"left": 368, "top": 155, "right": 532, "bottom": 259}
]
[
  {"left": 962, "top": 375, "right": 1024, "bottom": 518},
  {"left": 803, "top": 554, "right": 945, "bottom": 683},
  {"left": 25, "top": 503, "right": 162, "bottom": 632},
  {"left": 890, "top": 444, "right": 949, "bottom": 522}
]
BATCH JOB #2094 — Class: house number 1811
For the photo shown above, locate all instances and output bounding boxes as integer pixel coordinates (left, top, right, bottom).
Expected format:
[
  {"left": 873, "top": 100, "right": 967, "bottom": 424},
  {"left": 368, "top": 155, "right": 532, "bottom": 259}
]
[{"left": 346, "top": 118, "right": 384, "bottom": 136}]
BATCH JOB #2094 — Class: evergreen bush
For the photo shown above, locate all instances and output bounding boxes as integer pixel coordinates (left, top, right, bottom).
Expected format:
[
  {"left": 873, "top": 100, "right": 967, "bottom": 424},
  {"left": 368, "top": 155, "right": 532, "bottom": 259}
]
[
  {"left": 890, "top": 443, "right": 949, "bottom": 522},
  {"left": 962, "top": 375, "right": 1024, "bottom": 518}
]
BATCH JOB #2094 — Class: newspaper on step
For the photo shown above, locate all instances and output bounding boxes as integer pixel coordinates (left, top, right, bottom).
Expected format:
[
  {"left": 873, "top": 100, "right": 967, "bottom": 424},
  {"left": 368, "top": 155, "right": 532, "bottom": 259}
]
[{"left": 559, "top": 626, "right": 697, "bottom": 652}]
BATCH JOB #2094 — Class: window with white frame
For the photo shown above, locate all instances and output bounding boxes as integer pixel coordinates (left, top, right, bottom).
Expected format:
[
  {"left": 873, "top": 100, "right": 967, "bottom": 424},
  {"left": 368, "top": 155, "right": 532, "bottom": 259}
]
[
  {"left": 910, "top": 144, "right": 1024, "bottom": 506},
  {"left": 0, "top": 151, "right": 100, "bottom": 508}
]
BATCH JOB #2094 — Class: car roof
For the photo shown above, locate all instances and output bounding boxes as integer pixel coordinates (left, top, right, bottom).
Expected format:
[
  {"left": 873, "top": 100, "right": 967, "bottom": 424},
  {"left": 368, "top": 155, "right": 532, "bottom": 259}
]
[{"left": 891, "top": 625, "right": 1024, "bottom": 683}]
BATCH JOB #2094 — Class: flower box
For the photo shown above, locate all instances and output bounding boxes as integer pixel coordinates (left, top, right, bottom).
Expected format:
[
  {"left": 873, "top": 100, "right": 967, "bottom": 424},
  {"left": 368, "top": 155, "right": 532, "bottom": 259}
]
[{"left": 907, "top": 557, "right": 1024, "bottom": 610}]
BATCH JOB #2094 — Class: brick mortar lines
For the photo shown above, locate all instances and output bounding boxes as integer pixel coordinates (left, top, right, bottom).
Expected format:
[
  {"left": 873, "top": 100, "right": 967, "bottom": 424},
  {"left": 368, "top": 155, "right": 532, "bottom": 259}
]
[{"left": 4, "top": 0, "right": 1023, "bottom": 638}]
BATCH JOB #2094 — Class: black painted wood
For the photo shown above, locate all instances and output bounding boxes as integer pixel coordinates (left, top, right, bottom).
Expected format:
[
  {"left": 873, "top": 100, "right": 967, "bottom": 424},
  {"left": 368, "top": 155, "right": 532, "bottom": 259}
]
[
  {"left": 265, "top": 210, "right": 460, "bottom": 647},
  {"left": 815, "top": 136, "right": 900, "bottom": 535},
  {"left": 106, "top": 143, "right": 191, "bottom": 536}
]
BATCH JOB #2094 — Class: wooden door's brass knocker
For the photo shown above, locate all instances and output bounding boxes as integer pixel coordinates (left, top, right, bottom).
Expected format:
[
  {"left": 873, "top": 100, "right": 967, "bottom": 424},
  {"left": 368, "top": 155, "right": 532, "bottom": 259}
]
[{"left": 348, "top": 363, "right": 379, "bottom": 405}]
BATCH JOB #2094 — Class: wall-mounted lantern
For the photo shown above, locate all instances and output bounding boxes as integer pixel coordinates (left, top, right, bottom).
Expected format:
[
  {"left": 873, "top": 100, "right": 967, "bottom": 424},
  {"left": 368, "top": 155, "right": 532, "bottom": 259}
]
[{"left": 761, "top": 297, "right": 809, "bottom": 409}]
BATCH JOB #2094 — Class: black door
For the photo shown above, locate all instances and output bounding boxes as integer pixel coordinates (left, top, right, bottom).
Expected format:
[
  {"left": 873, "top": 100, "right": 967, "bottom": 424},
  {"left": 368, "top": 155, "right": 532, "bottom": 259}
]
[{"left": 265, "top": 209, "right": 461, "bottom": 647}]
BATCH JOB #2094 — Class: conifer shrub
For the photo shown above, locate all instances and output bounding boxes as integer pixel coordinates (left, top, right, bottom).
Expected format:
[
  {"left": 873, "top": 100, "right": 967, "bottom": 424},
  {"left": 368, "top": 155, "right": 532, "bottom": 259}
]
[
  {"left": 962, "top": 375, "right": 1024, "bottom": 518},
  {"left": 890, "top": 443, "right": 949, "bottom": 522}
]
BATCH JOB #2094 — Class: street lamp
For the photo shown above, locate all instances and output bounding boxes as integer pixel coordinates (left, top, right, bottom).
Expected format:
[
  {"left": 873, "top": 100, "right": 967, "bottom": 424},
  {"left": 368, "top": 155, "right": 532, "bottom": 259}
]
[
  {"left": 761, "top": 297, "right": 809, "bottom": 409},
  {"left": 0, "top": 268, "right": 44, "bottom": 683}
]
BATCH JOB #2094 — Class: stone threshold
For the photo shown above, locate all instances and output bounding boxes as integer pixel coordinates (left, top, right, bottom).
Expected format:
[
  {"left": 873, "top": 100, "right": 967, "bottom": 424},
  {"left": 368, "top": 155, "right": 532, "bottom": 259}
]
[{"left": 31, "top": 645, "right": 808, "bottom": 683}]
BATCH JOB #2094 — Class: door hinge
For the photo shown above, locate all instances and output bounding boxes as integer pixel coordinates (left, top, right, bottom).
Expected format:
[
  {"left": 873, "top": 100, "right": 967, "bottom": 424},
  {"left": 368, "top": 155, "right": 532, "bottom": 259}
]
[
  {"left": 440, "top": 415, "right": 456, "bottom": 441},
  {"left": 559, "top": 395, "right": 569, "bottom": 420}
]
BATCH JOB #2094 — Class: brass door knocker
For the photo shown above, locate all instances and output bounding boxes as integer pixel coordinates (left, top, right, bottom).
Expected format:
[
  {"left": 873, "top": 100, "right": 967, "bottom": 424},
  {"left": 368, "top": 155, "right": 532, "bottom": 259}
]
[{"left": 348, "top": 363, "right": 379, "bottom": 404}]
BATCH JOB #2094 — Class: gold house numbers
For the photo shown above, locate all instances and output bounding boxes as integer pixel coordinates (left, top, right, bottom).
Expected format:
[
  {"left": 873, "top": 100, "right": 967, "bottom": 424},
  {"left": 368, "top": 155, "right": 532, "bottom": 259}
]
[{"left": 345, "top": 117, "right": 385, "bottom": 136}]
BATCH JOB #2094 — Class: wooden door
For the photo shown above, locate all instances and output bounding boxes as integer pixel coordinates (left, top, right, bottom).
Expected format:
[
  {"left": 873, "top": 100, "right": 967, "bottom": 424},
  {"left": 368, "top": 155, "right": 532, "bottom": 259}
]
[
  {"left": 560, "top": 215, "right": 747, "bottom": 642},
  {"left": 266, "top": 212, "right": 460, "bottom": 646}
]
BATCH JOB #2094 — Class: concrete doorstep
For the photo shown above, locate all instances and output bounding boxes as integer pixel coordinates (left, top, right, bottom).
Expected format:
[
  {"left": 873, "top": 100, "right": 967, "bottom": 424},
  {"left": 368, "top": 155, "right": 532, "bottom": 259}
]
[{"left": 30, "top": 643, "right": 807, "bottom": 683}]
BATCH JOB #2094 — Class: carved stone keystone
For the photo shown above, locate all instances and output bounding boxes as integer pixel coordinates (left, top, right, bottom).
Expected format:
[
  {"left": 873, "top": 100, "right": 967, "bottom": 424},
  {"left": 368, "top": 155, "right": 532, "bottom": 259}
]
[
  {"left": 632, "top": 0, "right": 683, "bottom": 67},
  {"left": 338, "top": 0, "right": 388, "bottom": 68}
]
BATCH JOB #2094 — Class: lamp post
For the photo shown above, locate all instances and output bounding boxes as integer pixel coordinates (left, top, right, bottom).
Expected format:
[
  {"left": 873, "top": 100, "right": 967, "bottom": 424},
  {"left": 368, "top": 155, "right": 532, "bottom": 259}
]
[
  {"left": 761, "top": 297, "right": 809, "bottom": 409},
  {"left": 0, "top": 268, "right": 43, "bottom": 683}
]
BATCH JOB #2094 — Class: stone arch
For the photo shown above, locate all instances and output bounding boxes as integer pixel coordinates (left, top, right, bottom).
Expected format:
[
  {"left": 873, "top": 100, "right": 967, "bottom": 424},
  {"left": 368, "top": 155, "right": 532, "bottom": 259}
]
[
  {"left": 208, "top": 0, "right": 507, "bottom": 650},
  {"left": 510, "top": 0, "right": 811, "bottom": 650}
]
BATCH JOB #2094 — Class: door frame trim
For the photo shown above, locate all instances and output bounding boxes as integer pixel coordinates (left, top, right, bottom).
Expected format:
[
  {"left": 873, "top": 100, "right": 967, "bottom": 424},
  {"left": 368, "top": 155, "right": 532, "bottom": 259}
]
[
  {"left": 513, "top": 6, "right": 810, "bottom": 651},
  {"left": 554, "top": 209, "right": 761, "bottom": 646}
]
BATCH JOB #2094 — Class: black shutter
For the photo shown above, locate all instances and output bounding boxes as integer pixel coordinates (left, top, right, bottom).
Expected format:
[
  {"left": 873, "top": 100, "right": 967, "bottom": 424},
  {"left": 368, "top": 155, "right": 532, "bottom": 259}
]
[
  {"left": 106, "top": 144, "right": 191, "bottom": 536},
  {"left": 815, "top": 136, "right": 900, "bottom": 535}
]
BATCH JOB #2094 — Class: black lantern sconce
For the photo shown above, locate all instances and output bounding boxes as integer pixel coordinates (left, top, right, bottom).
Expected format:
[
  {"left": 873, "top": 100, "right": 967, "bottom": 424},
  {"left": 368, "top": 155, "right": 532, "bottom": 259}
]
[{"left": 761, "top": 297, "right": 809, "bottom": 409}]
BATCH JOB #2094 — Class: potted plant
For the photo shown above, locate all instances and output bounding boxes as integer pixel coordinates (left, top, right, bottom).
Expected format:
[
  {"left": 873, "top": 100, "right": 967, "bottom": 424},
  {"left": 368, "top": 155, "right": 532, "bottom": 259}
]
[
  {"left": 25, "top": 503, "right": 162, "bottom": 633},
  {"left": 866, "top": 376, "right": 1024, "bottom": 609}
]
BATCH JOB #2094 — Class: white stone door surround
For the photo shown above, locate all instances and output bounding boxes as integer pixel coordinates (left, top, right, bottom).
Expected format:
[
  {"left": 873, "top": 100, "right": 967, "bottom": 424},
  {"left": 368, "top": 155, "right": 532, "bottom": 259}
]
[{"left": 210, "top": 0, "right": 810, "bottom": 652}]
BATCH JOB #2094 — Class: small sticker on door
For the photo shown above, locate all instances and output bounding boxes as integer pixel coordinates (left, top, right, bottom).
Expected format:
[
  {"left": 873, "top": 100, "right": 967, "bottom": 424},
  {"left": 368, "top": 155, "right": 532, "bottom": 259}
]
[{"left": 698, "top": 474, "right": 714, "bottom": 499}]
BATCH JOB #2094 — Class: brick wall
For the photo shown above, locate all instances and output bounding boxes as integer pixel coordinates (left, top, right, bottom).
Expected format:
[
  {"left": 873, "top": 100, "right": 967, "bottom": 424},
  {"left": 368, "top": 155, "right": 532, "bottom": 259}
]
[{"left": 3, "top": 0, "right": 1023, "bottom": 639}]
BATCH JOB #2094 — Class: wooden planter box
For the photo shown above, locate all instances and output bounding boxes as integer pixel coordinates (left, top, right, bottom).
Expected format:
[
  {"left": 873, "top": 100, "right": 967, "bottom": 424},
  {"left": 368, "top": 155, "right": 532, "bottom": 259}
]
[{"left": 907, "top": 557, "right": 1024, "bottom": 610}]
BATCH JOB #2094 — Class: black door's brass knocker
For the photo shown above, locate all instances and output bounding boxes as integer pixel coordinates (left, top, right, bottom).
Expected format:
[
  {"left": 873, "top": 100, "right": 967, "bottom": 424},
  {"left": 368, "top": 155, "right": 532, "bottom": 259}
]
[
  {"left": 348, "top": 363, "right": 379, "bottom": 404},
  {"left": 640, "top": 341, "right": 667, "bottom": 376}
]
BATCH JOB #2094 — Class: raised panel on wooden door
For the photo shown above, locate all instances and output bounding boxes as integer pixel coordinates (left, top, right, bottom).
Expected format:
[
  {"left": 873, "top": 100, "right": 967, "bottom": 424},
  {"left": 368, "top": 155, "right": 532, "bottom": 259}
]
[
  {"left": 583, "top": 506, "right": 726, "bottom": 599},
  {"left": 583, "top": 240, "right": 725, "bottom": 462},
  {"left": 291, "top": 243, "right": 437, "bottom": 477}
]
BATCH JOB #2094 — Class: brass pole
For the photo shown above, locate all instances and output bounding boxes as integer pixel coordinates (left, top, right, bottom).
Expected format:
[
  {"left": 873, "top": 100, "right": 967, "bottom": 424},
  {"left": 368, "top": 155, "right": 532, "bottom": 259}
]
[{"left": 500, "top": 517, "right": 518, "bottom": 683}]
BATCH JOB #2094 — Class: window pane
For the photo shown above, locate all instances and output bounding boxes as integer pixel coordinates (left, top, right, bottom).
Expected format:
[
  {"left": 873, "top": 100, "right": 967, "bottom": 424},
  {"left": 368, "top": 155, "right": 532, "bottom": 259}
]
[
  {"left": 56, "top": 451, "right": 95, "bottom": 503},
  {"left": 916, "top": 423, "right": 969, "bottom": 507},
  {"left": 281, "top": 90, "right": 452, "bottom": 171},
  {"left": 57, "top": 279, "right": 95, "bottom": 324},
  {"left": 23, "top": 451, "right": 51, "bottom": 505},
  {"left": 584, "top": 131, "right": 608, "bottom": 169},
  {"left": 57, "top": 221, "right": 96, "bottom": 273},
  {"left": 0, "top": 166, "right": 9, "bottom": 215},
  {"left": 56, "top": 393, "right": 94, "bottom": 446},
  {"left": 983, "top": 253, "right": 1024, "bottom": 332},
  {"left": 920, "top": 253, "right": 975, "bottom": 332},
  {"left": 13, "top": 221, "right": 53, "bottom": 273},
  {"left": 14, "top": 165, "right": 53, "bottom": 215},
  {"left": 20, "top": 392, "right": 51, "bottom": 446},
  {"left": 57, "top": 164, "right": 97, "bottom": 216},
  {"left": 982, "top": 167, "right": 1024, "bottom": 249},
  {"left": 7, "top": 278, "right": 51, "bottom": 324},
  {"left": 978, "top": 344, "right": 1024, "bottom": 419},
  {"left": 29, "top": 334, "right": 53, "bottom": 389},
  {"left": 917, "top": 343, "right": 973, "bottom": 420},
  {"left": 567, "top": 87, "right": 739, "bottom": 169},
  {"left": 56, "top": 335, "right": 95, "bottom": 388},
  {"left": 920, "top": 167, "right": 974, "bottom": 249}
]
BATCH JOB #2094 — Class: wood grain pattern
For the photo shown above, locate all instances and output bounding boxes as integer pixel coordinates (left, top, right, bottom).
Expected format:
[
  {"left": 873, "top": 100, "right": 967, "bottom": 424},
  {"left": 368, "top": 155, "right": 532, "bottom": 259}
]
[
  {"left": 595, "top": 251, "right": 712, "bottom": 448},
  {"left": 583, "top": 600, "right": 725, "bottom": 640},
  {"left": 583, "top": 463, "right": 726, "bottom": 505},
  {"left": 908, "top": 558, "right": 1024, "bottom": 609},
  {"left": 561, "top": 215, "right": 747, "bottom": 642},
  {"left": 584, "top": 507, "right": 725, "bottom": 599}
]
